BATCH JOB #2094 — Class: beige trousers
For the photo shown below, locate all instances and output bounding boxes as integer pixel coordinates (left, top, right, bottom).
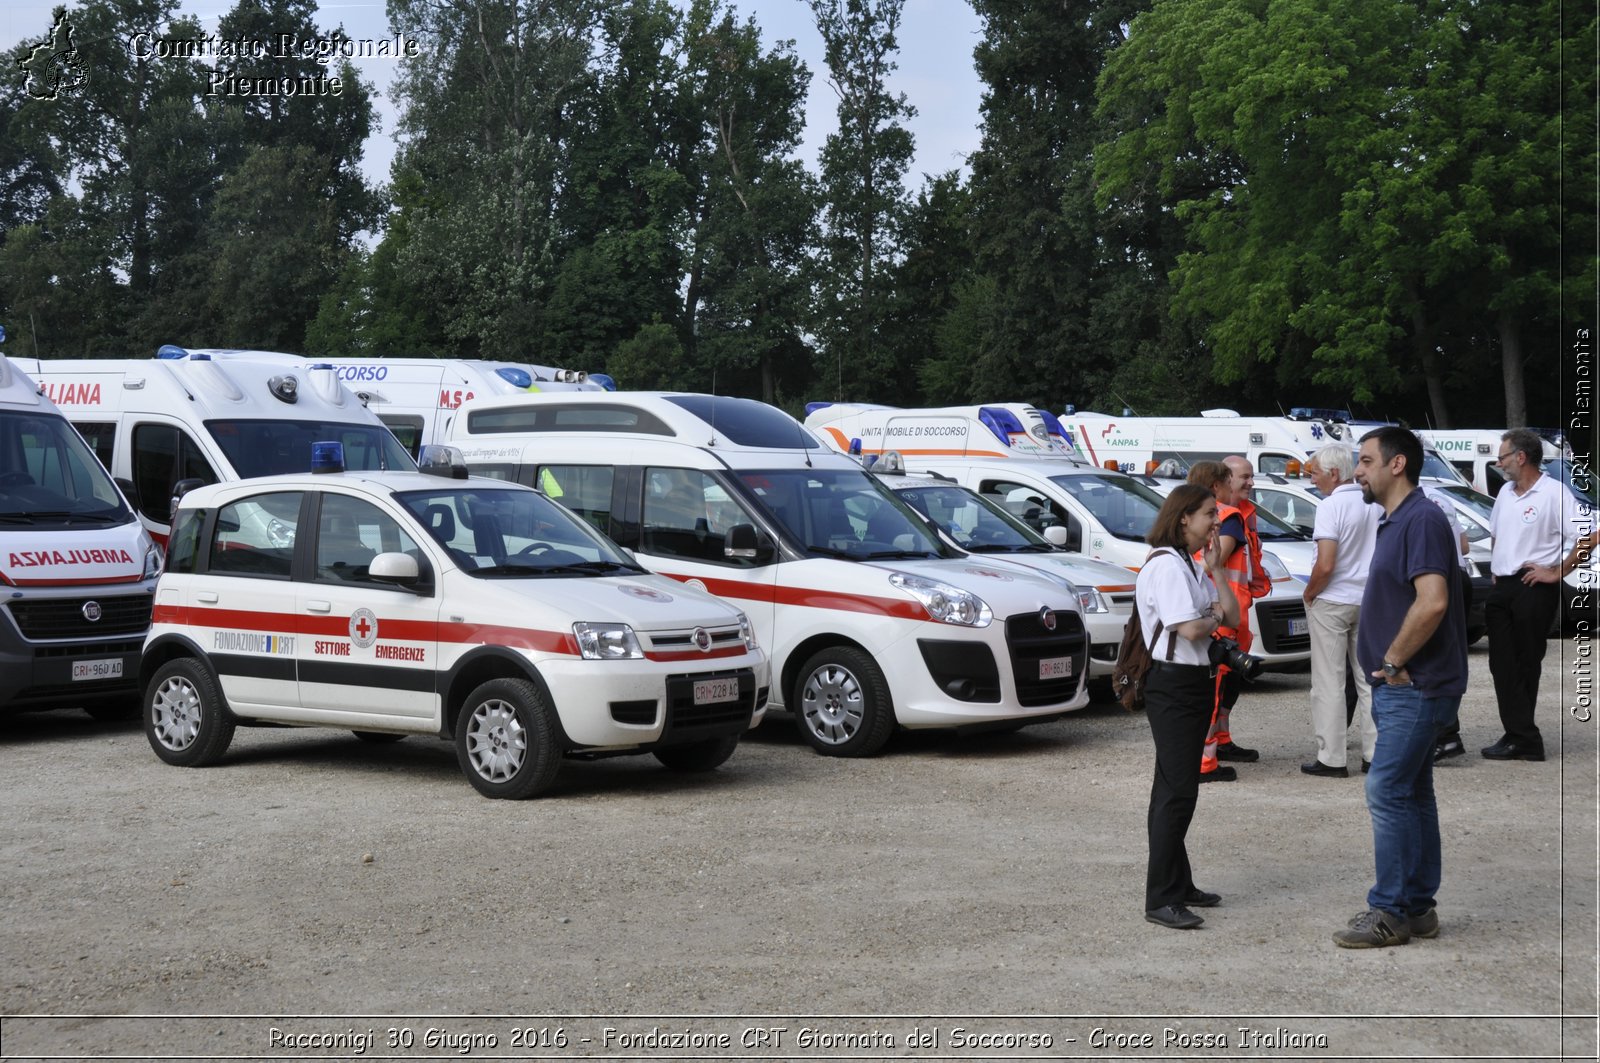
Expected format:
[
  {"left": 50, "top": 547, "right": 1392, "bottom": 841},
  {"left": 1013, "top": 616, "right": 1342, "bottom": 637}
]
[{"left": 1308, "top": 597, "right": 1375, "bottom": 767}]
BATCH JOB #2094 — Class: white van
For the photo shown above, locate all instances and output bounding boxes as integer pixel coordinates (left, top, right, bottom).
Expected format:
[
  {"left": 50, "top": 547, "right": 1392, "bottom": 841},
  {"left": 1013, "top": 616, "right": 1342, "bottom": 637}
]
[
  {"left": 159, "top": 351, "right": 604, "bottom": 458},
  {"left": 1062, "top": 409, "right": 1315, "bottom": 478},
  {"left": 805, "top": 402, "right": 1081, "bottom": 462},
  {"left": 1419, "top": 428, "right": 1566, "bottom": 495},
  {"left": 0, "top": 352, "right": 162, "bottom": 717},
  {"left": 22, "top": 351, "right": 413, "bottom": 545},
  {"left": 445, "top": 392, "right": 1091, "bottom": 756}
]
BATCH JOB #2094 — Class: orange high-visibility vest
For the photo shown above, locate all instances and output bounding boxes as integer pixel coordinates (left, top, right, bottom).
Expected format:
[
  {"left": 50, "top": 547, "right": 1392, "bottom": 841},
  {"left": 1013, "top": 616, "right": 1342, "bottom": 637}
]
[{"left": 1196, "top": 499, "right": 1267, "bottom": 651}]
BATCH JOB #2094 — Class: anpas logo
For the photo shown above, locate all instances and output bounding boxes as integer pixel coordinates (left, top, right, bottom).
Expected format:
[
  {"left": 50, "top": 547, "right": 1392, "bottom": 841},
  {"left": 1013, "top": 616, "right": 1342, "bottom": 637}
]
[
  {"left": 42, "top": 381, "right": 101, "bottom": 405},
  {"left": 9, "top": 548, "right": 134, "bottom": 567},
  {"left": 1097, "top": 422, "right": 1139, "bottom": 448}
]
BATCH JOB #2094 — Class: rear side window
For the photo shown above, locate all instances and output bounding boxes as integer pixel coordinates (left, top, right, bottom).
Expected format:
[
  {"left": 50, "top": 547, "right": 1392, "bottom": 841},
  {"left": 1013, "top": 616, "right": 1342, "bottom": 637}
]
[
  {"left": 206, "top": 492, "right": 303, "bottom": 580},
  {"left": 468, "top": 405, "right": 675, "bottom": 436},
  {"left": 72, "top": 421, "right": 117, "bottom": 469},
  {"left": 537, "top": 465, "right": 615, "bottom": 535}
]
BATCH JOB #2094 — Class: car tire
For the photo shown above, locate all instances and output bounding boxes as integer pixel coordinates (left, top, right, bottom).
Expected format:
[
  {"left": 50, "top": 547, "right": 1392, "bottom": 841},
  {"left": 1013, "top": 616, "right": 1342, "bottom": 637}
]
[
  {"left": 653, "top": 734, "right": 741, "bottom": 772},
  {"left": 792, "top": 646, "right": 895, "bottom": 757},
  {"left": 454, "top": 678, "right": 561, "bottom": 799},
  {"left": 352, "top": 730, "right": 406, "bottom": 744},
  {"left": 145, "top": 658, "right": 236, "bottom": 767}
]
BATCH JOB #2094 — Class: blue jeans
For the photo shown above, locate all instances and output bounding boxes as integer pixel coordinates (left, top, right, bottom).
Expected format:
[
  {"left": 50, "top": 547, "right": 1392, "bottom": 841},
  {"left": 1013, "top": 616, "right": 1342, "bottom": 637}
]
[{"left": 1365, "top": 682, "right": 1461, "bottom": 917}]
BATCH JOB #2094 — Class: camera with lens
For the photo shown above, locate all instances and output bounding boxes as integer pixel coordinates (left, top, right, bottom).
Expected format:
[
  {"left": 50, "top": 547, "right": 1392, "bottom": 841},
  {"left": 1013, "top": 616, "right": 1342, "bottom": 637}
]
[{"left": 1208, "top": 634, "right": 1264, "bottom": 681}]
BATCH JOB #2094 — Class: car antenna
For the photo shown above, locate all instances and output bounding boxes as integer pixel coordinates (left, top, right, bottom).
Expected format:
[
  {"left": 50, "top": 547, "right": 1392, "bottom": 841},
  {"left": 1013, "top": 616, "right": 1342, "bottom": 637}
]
[{"left": 708, "top": 368, "right": 719, "bottom": 446}]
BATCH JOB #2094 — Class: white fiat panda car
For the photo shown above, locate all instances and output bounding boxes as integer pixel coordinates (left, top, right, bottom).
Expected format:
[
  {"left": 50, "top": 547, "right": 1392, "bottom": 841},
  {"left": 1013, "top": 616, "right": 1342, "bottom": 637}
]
[{"left": 140, "top": 444, "right": 769, "bottom": 799}]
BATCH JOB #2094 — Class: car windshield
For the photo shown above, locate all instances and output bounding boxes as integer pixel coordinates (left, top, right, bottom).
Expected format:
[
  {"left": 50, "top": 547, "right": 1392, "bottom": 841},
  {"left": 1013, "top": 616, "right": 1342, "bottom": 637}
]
[
  {"left": 396, "top": 485, "right": 645, "bottom": 578},
  {"left": 1419, "top": 449, "right": 1468, "bottom": 485},
  {"left": 0, "top": 409, "right": 132, "bottom": 525},
  {"left": 893, "top": 483, "right": 1050, "bottom": 553},
  {"left": 1434, "top": 482, "right": 1496, "bottom": 523},
  {"left": 1048, "top": 471, "right": 1165, "bottom": 542},
  {"left": 207, "top": 419, "right": 413, "bottom": 478},
  {"left": 736, "top": 468, "right": 950, "bottom": 560},
  {"left": 1250, "top": 498, "right": 1311, "bottom": 541}
]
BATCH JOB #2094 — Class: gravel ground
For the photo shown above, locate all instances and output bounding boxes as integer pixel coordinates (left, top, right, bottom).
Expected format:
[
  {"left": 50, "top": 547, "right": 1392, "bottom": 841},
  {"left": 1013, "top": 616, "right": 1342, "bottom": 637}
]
[{"left": 1, "top": 637, "right": 1595, "bottom": 1062}]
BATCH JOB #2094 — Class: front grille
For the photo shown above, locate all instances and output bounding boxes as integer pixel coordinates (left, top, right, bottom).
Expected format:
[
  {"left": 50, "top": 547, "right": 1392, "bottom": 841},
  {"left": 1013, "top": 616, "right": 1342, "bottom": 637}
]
[
  {"left": 659, "top": 668, "right": 756, "bottom": 743},
  {"left": 6, "top": 594, "right": 154, "bottom": 640},
  {"left": 645, "top": 625, "right": 746, "bottom": 653},
  {"left": 1004, "top": 611, "right": 1088, "bottom": 707},
  {"left": 1254, "top": 600, "right": 1310, "bottom": 654}
]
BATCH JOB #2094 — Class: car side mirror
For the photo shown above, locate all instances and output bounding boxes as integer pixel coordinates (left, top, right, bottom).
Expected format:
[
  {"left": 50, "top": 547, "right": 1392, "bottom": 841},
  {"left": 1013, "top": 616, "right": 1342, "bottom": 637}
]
[
  {"left": 1043, "top": 525, "right": 1068, "bottom": 547},
  {"left": 115, "top": 476, "right": 141, "bottom": 511},
  {"left": 725, "top": 523, "right": 759, "bottom": 559},
  {"left": 369, "top": 551, "right": 421, "bottom": 588},
  {"left": 169, "top": 478, "right": 206, "bottom": 521}
]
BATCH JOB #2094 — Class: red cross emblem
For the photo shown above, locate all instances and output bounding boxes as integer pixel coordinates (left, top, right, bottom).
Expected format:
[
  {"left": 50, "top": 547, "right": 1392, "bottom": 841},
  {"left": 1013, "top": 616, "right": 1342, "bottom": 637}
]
[{"left": 349, "top": 608, "right": 378, "bottom": 648}]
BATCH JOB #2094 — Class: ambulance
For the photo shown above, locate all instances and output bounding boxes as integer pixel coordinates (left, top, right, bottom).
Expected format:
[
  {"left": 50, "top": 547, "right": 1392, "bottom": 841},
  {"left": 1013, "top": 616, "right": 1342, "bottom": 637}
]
[
  {"left": 443, "top": 392, "right": 1091, "bottom": 757},
  {"left": 159, "top": 350, "right": 606, "bottom": 458},
  {"left": 21, "top": 350, "right": 413, "bottom": 545},
  {"left": 0, "top": 347, "right": 162, "bottom": 718},
  {"left": 805, "top": 402, "right": 1081, "bottom": 462},
  {"left": 141, "top": 443, "right": 769, "bottom": 799},
  {"left": 1062, "top": 409, "right": 1316, "bottom": 478},
  {"left": 1419, "top": 428, "right": 1566, "bottom": 495}
]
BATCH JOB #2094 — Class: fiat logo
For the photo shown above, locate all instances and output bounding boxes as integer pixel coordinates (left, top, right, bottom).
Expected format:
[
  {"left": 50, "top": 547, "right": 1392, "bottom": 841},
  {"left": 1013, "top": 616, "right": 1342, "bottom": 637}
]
[
  {"left": 82, "top": 601, "right": 103, "bottom": 623},
  {"left": 693, "top": 627, "right": 712, "bottom": 652},
  {"left": 1039, "top": 607, "right": 1056, "bottom": 631}
]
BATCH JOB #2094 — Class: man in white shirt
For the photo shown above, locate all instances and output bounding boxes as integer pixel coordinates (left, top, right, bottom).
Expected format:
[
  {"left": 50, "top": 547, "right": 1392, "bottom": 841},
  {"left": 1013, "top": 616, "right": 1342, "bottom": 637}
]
[
  {"left": 1301, "top": 444, "right": 1379, "bottom": 777},
  {"left": 1482, "top": 428, "right": 1585, "bottom": 761}
]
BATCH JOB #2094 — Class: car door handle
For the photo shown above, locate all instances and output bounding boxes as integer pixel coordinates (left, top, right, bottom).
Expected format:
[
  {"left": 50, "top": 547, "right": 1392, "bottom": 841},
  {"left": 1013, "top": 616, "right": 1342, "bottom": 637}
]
[
  {"left": 197, "top": 591, "right": 219, "bottom": 603},
  {"left": 306, "top": 600, "right": 331, "bottom": 613}
]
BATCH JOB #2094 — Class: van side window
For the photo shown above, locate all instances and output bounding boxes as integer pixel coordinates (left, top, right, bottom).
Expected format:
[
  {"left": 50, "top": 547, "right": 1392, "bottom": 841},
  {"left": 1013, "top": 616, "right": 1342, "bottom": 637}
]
[
  {"left": 72, "top": 421, "right": 117, "bottom": 469},
  {"left": 207, "top": 492, "right": 302, "bottom": 580},
  {"left": 379, "top": 416, "right": 425, "bottom": 460},
  {"left": 316, "top": 494, "right": 419, "bottom": 585},
  {"left": 133, "top": 423, "right": 218, "bottom": 525},
  {"left": 980, "top": 479, "right": 1073, "bottom": 537},
  {"left": 641, "top": 468, "right": 762, "bottom": 567},
  {"left": 537, "top": 465, "right": 614, "bottom": 536}
]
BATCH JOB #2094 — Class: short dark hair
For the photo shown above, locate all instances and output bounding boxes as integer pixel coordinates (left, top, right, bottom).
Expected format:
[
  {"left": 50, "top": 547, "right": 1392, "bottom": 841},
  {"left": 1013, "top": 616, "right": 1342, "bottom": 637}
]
[
  {"left": 1358, "top": 426, "right": 1422, "bottom": 485},
  {"left": 1147, "top": 483, "right": 1216, "bottom": 549},
  {"left": 1501, "top": 428, "right": 1543, "bottom": 466},
  {"left": 1186, "top": 460, "right": 1230, "bottom": 491}
]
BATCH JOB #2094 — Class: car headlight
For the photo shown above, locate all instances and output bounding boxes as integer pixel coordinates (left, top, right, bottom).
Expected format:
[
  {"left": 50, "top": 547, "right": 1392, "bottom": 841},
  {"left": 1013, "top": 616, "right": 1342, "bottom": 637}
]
[
  {"left": 736, "top": 612, "right": 759, "bottom": 651},
  {"left": 142, "top": 545, "right": 163, "bottom": 580},
  {"left": 572, "top": 622, "right": 643, "bottom": 660},
  {"left": 889, "top": 572, "right": 992, "bottom": 627},
  {"left": 1259, "top": 550, "right": 1292, "bottom": 582},
  {"left": 1077, "top": 586, "right": 1111, "bottom": 613}
]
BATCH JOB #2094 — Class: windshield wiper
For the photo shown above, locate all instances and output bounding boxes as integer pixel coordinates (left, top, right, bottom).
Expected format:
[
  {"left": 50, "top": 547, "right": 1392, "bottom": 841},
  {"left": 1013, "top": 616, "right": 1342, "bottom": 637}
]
[
  {"left": 562, "top": 559, "right": 648, "bottom": 574},
  {"left": 864, "top": 549, "right": 942, "bottom": 560},
  {"left": 965, "top": 543, "right": 1021, "bottom": 553},
  {"left": 473, "top": 563, "right": 581, "bottom": 578},
  {"left": 805, "top": 545, "right": 862, "bottom": 560}
]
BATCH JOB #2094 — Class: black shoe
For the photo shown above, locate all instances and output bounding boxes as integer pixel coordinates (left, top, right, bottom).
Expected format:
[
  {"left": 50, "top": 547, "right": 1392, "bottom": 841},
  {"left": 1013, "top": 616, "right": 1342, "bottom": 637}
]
[
  {"left": 1433, "top": 738, "right": 1465, "bottom": 761},
  {"left": 1361, "top": 759, "right": 1370, "bottom": 774},
  {"left": 1216, "top": 741, "right": 1259, "bottom": 762},
  {"left": 1300, "top": 759, "right": 1349, "bottom": 778},
  {"left": 1145, "top": 904, "right": 1204, "bottom": 929},
  {"left": 1184, "top": 888, "right": 1221, "bottom": 908},
  {"left": 1481, "top": 738, "right": 1545, "bottom": 762},
  {"left": 1198, "top": 766, "right": 1238, "bottom": 783}
]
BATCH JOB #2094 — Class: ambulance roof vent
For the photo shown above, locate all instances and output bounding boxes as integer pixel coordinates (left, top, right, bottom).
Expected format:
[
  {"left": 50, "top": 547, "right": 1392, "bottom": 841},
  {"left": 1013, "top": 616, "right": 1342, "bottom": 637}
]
[
  {"left": 1200, "top": 408, "right": 1241, "bottom": 418},
  {"left": 304, "top": 363, "right": 346, "bottom": 408}
]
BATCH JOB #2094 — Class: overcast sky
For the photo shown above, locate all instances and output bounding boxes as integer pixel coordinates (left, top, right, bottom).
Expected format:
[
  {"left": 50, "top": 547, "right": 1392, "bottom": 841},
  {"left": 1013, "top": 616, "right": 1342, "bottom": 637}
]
[{"left": 5, "top": 0, "right": 987, "bottom": 192}]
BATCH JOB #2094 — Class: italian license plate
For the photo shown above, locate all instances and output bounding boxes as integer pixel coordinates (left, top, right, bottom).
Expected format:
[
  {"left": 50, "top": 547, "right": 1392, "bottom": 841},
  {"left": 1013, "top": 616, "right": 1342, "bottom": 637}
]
[
  {"left": 72, "top": 658, "right": 122, "bottom": 681},
  {"left": 1288, "top": 618, "right": 1309, "bottom": 636},
  {"left": 693, "top": 677, "right": 740, "bottom": 705},
  {"left": 1039, "top": 657, "right": 1073, "bottom": 680}
]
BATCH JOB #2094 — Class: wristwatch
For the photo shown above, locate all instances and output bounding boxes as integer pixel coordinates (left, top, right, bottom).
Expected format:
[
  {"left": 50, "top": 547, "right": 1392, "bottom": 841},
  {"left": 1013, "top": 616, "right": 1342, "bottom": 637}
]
[{"left": 1382, "top": 660, "right": 1402, "bottom": 678}]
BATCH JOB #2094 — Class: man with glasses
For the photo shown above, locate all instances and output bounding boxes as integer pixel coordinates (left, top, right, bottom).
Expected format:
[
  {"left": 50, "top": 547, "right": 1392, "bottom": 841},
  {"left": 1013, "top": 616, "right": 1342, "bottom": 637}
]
[{"left": 1482, "top": 428, "right": 1583, "bottom": 762}]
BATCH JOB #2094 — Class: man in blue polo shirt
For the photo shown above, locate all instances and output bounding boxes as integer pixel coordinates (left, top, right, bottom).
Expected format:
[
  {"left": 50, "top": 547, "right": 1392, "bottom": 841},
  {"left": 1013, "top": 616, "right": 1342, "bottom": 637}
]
[{"left": 1335, "top": 426, "right": 1468, "bottom": 949}]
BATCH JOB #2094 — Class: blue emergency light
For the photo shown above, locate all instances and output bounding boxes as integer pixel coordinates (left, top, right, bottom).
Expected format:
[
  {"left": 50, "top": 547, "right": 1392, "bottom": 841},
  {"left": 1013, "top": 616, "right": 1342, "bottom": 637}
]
[
  {"left": 588, "top": 373, "right": 617, "bottom": 391},
  {"left": 496, "top": 367, "right": 534, "bottom": 390},
  {"left": 978, "top": 406, "right": 1027, "bottom": 447},
  {"left": 848, "top": 437, "right": 863, "bottom": 455},
  {"left": 311, "top": 441, "right": 345, "bottom": 473},
  {"left": 156, "top": 344, "right": 188, "bottom": 359},
  {"left": 805, "top": 401, "right": 833, "bottom": 415}
]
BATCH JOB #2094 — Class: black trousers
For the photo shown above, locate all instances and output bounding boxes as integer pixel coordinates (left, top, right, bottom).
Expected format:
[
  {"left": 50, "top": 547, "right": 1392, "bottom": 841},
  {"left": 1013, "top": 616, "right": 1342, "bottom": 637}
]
[
  {"left": 1145, "top": 662, "right": 1214, "bottom": 911},
  {"left": 1486, "top": 572, "right": 1560, "bottom": 745}
]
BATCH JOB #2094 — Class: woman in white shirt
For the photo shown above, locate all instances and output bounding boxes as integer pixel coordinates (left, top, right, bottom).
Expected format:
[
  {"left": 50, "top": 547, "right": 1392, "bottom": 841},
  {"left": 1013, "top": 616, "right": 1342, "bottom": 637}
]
[{"left": 1136, "top": 483, "right": 1240, "bottom": 930}]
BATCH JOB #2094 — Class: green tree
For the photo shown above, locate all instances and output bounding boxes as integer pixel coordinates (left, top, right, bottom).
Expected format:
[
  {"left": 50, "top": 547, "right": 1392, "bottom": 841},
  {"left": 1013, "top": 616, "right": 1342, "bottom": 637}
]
[{"left": 807, "top": 0, "right": 914, "bottom": 401}]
